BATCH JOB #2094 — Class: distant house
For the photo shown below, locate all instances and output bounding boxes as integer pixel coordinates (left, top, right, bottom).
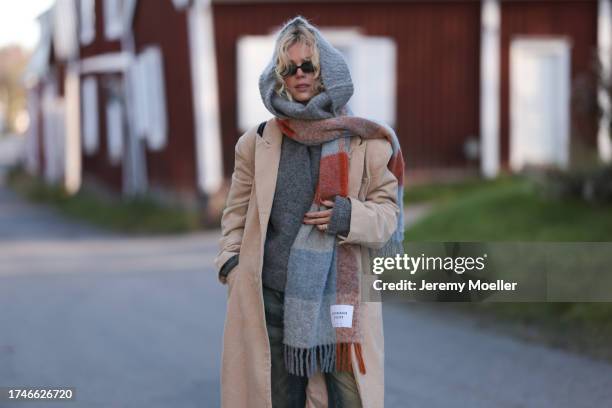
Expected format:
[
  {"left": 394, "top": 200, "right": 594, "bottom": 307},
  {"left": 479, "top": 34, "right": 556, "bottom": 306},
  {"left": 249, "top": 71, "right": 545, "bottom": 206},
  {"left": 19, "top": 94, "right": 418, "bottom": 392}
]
[
  {"left": 23, "top": 0, "right": 612, "bottom": 222},
  {"left": 77, "top": 0, "right": 223, "bottom": 211},
  {"left": 24, "top": 0, "right": 224, "bottom": 217},
  {"left": 215, "top": 0, "right": 609, "bottom": 180},
  {"left": 23, "top": 1, "right": 80, "bottom": 190}
]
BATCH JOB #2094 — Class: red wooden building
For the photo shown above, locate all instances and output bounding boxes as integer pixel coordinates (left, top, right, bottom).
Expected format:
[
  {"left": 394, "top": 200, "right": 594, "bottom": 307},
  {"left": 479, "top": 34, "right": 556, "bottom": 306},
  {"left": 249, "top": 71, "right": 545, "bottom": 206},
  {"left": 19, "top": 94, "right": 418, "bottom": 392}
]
[{"left": 24, "top": 0, "right": 611, "bottom": 220}]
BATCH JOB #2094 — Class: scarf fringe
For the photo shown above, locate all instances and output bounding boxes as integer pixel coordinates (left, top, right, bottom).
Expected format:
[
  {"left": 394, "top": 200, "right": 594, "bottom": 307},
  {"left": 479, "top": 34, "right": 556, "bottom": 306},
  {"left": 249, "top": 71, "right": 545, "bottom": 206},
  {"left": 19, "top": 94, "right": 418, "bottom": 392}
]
[{"left": 283, "top": 342, "right": 367, "bottom": 377}]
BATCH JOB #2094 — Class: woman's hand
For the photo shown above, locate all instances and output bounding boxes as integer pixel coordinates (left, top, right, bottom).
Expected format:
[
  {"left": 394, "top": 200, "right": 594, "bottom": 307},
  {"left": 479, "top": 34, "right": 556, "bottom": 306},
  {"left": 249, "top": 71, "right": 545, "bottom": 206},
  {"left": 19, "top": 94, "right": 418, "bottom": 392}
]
[{"left": 303, "top": 199, "right": 335, "bottom": 231}]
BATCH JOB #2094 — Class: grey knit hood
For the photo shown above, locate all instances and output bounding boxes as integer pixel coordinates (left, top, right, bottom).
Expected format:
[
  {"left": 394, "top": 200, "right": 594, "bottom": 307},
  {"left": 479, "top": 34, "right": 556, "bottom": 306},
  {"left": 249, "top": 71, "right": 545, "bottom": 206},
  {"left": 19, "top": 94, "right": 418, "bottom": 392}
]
[{"left": 258, "top": 16, "right": 354, "bottom": 120}]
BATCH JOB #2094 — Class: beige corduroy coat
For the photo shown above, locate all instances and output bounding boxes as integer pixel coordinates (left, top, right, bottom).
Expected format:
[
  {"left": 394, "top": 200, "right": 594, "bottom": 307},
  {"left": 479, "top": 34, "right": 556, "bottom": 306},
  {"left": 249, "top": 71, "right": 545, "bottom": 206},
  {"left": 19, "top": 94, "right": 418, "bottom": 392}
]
[{"left": 214, "top": 117, "right": 400, "bottom": 408}]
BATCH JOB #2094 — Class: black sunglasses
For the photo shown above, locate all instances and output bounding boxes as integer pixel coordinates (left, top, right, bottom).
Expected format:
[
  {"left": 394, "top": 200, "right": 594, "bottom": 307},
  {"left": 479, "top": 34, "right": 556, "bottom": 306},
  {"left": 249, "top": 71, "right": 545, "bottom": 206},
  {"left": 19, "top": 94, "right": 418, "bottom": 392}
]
[{"left": 281, "top": 60, "right": 315, "bottom": 77}]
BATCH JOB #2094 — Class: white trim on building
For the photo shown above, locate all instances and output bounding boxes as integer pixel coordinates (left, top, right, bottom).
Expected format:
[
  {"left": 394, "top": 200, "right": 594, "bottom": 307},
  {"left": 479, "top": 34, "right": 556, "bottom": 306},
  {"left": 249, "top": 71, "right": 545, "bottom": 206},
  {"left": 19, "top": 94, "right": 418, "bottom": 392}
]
[
  {"left": 598, "top": 0, "right": 612, "bottom": 163},
  {"left": 80, "top": 52, "right": 131, "bottom": 74},
  {"left": 65, "top": 63, "right": 82, "bottom": 193},
  {"left": 54, "top": 0, "right": 80, "bottom": 60},
  {"left": 103, "top": 0, "right": 125, "bottom": 40},
  {"left": 480, "top": 0, "right": 501, "bottom": 178},
  {"left": 79, "top": 0, "right": 96, "bottom": 45},
  {"left": 188, "top": 0, "right": 224, "bottom": 194}
]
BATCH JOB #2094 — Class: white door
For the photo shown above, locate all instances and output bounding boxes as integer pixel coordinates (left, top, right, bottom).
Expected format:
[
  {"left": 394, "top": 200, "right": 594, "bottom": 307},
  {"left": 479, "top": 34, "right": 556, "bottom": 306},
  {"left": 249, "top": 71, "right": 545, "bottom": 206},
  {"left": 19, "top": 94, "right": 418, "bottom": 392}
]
[{"left": 510, "top": 38, "right": 570, "bottom": 171}]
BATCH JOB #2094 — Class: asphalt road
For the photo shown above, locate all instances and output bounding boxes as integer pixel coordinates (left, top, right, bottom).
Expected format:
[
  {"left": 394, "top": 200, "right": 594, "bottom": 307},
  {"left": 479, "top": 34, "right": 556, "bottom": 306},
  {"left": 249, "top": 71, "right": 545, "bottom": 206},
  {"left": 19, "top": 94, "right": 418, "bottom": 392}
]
[{"left": 1, "top": 179, "right": 611, "bottom": 408}]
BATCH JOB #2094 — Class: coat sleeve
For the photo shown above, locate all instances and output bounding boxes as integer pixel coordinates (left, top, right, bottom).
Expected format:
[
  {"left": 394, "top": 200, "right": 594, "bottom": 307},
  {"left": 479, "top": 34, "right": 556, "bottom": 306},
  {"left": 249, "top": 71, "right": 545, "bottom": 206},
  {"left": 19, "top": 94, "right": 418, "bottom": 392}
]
[
  {"left": 338, "top": 138, "right": 400, "bottom": 249},
  {"left": 213, "top": 126, "right": 257, "bottom": 284}
]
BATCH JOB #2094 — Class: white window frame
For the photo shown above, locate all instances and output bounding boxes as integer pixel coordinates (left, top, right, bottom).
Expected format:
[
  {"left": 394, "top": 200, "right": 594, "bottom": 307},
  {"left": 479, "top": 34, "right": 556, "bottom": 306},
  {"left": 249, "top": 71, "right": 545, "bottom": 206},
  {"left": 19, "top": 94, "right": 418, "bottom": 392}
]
[
  {"left": 81, "top": 76, "right": 99, "bottom": 154},
  {"left": 103, "top": 0, "right": 124, "bottom": 40},
  {"left": 79, "top": 0, "right": 96, "bottom": 45}
]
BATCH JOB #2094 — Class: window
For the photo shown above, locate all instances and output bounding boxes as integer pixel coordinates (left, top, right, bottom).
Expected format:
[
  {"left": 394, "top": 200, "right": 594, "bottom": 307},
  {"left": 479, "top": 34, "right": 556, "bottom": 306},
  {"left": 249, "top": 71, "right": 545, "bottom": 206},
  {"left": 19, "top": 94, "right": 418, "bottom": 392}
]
[
  {"left": 236, "top": 35, "right": 276, "bottom": 133},
  {"left": 348, "top": 36, "right": 397, "bottom": 128},
  {"left": 509, "top": 38, "right": 570, "bottom": 171},
  {"left": 81, "top": 76, "right": 99, "bottom": 154},
  {"left": 80, "top": 0, "right": 96, "bottom": 45},
  {"left": 53, "top": 0, "right": 79, "bottom": 59},
  {"left": 236, "top": 31, "right": 397, "bottom": 131},
  {"left": 103, "top": 0, "right": 124, "bottom": 40},
  {"left": 131, "top": 46, "right": 167, "bottom": 150}
]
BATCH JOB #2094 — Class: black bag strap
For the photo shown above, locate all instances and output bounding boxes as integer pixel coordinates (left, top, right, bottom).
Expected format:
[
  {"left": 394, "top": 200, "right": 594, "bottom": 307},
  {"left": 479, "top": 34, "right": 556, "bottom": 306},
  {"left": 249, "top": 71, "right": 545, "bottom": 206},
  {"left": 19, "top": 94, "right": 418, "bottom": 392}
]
[{"left": 257, "top": 121, "right": 267, "bottom": 137}]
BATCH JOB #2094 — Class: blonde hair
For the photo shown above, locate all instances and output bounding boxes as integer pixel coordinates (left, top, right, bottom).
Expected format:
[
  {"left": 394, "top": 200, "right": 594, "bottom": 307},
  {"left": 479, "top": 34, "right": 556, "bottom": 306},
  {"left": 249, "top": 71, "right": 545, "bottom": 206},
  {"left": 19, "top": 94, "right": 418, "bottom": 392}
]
[{"left": 274, "top": 19, "right": 325, "bottom": 101}]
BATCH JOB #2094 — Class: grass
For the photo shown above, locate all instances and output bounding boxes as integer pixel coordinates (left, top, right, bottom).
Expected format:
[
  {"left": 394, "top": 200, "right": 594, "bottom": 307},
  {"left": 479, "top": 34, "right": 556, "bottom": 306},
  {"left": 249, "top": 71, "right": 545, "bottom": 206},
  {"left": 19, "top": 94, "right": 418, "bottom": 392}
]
[
  {"left": 7, "top": 167, "right": 201, "bottom": 235},
  {"left": 405, "top": 175, "right": 612, "bottom": 241},
  {"left": 402, "top": 174, "right": 612, "bottom": 361},
  {"left": 404, "top": 176, "right": 508, "bottom": 204}
]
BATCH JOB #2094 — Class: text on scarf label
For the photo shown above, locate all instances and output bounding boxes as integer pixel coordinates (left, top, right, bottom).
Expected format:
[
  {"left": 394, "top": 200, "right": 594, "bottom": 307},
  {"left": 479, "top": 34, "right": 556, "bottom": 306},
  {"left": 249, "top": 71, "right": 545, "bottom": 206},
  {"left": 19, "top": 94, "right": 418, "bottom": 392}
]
[{"left": 330, "top": 305, "right": 354, "bottom": 328}]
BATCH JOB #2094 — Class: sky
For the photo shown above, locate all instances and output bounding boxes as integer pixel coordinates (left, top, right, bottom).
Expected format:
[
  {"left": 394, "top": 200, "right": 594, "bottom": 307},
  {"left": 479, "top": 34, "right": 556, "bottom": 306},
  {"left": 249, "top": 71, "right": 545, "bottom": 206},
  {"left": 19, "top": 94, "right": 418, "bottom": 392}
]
[{"left": 0, "top": 0, "right": 55, "bottom": 50}]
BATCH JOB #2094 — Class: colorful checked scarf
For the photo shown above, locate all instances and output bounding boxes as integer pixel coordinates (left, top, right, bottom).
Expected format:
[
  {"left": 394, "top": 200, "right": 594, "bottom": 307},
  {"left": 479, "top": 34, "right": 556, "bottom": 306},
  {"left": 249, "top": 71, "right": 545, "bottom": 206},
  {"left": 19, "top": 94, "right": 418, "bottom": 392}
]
[{"left": 278, "top": 107, "right": 405, "bottom": 378}]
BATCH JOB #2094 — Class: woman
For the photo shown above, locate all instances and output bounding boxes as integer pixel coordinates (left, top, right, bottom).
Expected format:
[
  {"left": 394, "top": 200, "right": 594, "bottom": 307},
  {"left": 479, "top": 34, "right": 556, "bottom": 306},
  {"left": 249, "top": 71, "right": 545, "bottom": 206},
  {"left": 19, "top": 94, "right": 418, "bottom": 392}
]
[{"left": 214, "top": 16, "right": 405, "bottom": 408}]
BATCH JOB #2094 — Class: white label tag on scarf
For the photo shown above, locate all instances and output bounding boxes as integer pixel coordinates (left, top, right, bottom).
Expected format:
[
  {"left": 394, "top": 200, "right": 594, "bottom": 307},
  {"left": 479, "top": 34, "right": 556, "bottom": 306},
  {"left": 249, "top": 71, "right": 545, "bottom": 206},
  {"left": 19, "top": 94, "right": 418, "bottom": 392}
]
[{"left": 330, "top": 305, "right": 354, "bottom": 328}]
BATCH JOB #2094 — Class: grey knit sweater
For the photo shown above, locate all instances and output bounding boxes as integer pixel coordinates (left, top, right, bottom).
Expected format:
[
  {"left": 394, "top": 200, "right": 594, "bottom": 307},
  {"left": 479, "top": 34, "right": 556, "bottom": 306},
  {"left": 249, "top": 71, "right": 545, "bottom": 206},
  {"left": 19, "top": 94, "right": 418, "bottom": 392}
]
[{"left": 220, "top": 133, "right": 351, "bottom": 291}]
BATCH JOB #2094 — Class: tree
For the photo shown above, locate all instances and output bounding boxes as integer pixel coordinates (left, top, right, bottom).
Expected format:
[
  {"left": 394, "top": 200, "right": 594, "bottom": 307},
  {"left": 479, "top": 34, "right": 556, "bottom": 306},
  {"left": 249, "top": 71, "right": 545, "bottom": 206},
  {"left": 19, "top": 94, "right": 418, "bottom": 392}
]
[{"left": 0, "top": 45, "right": 30, "bottom": 135}]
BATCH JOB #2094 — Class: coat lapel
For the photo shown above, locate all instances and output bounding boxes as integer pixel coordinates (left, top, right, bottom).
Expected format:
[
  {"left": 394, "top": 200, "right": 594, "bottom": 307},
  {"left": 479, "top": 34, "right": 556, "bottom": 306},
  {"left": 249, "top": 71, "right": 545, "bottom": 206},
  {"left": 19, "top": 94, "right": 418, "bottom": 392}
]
[{"left": 254, "top": 118, "right": 282, "bottom": 235}]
